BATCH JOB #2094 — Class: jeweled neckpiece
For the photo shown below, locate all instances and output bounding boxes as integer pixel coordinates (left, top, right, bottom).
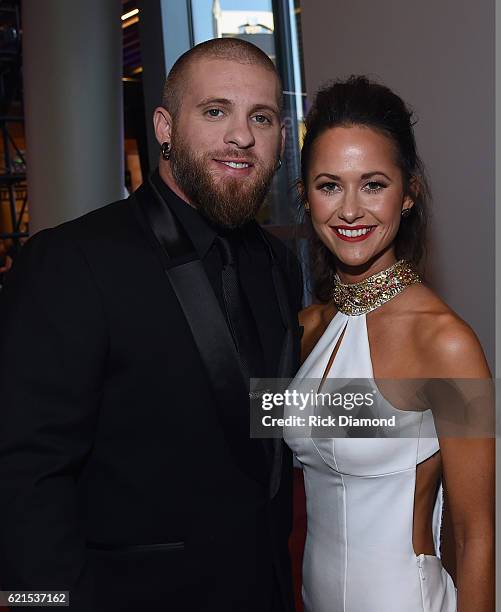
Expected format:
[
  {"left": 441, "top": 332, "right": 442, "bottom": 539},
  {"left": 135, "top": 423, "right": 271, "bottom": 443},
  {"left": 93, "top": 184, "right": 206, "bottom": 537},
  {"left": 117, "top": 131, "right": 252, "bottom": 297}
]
[{"left": 332, "top": 259, "right": 421, "bottom": 316}]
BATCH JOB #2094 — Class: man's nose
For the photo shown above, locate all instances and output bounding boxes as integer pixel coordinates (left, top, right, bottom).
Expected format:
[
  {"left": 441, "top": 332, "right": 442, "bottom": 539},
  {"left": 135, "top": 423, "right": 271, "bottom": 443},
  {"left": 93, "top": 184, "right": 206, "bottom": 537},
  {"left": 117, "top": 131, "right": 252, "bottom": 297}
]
[{"left": 223, "top": 116, "right": 255, "bottom": 149}]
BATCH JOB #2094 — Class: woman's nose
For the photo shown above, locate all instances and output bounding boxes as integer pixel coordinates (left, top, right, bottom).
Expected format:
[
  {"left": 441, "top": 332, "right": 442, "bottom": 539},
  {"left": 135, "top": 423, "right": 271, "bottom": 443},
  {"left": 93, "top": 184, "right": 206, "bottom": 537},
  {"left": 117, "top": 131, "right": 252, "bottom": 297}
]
[{"left": 337, "top": 189, "right": 363, "bottom": 223}]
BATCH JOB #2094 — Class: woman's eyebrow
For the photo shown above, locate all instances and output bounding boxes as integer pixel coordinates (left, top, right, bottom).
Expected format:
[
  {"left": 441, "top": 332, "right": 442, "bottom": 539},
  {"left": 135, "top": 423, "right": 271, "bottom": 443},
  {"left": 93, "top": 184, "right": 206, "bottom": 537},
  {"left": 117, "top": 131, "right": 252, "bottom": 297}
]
[{"left": 313, "top": 171, "right": 392, "bottom": 181}]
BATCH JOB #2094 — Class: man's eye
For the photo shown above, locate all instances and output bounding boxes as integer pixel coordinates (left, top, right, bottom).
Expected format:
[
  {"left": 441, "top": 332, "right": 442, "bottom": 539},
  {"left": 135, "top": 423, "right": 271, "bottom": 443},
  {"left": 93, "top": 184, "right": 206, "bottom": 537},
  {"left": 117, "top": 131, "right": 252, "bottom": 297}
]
[
  {"left": 252, "top": 114, "right": 271, "bottom": 124},
  {"left": 206, "top": 108, "right": 224, "bottom": 118},
  {"left": 364, "top": 181, "right": 386, "bottom": 193}
]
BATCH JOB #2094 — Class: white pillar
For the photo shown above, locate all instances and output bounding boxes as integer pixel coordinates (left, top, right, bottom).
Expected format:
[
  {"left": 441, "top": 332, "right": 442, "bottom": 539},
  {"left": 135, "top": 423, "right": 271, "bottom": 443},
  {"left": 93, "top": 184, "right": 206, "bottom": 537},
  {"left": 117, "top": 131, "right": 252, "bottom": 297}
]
[{"left": 22, "top": 0, "right": 124, "bottom": 233}]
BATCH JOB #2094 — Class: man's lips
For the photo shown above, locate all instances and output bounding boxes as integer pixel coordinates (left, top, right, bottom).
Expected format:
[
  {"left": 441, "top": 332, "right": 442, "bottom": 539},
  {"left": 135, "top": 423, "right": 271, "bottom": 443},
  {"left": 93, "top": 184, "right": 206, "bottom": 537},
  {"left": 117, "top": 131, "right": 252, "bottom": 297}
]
[
  {"left": 213, "top": 159, "right": 254, "bottom": 171},
  {"left": 331, "top": 225, "right": 376, "bottom": 242}
]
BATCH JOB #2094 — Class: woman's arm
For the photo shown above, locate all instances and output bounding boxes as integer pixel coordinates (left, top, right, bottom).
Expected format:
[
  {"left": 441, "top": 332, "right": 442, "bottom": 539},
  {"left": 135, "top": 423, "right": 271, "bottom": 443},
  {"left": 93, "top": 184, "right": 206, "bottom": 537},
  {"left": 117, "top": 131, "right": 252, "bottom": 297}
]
[{"left": 426, "top": 318, "right": 494, "bottom": 612}]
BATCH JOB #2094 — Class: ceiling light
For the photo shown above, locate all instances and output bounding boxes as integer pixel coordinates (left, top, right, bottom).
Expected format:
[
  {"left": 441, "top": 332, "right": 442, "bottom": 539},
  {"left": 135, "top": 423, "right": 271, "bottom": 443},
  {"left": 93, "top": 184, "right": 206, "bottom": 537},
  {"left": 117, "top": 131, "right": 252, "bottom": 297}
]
[{"left": 121, "top": 8, "right": 139, "bottom": 21}]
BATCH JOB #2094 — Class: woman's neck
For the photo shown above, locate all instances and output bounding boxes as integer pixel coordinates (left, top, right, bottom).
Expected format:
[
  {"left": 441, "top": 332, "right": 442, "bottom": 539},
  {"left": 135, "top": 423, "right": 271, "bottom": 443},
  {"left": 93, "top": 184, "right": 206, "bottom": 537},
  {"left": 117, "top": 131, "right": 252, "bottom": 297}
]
[{"left": 335, "top": 249, "right": 397, "bottom": 284}]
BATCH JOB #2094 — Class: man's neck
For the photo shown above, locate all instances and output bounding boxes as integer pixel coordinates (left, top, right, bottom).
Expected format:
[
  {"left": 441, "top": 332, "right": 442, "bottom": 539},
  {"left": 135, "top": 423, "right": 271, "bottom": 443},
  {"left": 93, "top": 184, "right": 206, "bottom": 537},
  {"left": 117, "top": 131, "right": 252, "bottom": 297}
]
[{"left": 157, "top": 163, "right": 197, "bottom": 209}]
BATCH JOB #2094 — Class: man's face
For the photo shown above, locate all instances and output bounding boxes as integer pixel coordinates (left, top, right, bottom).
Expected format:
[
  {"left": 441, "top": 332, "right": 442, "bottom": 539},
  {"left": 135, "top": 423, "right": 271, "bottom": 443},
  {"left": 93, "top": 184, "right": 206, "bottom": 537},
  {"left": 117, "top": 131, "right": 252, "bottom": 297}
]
[{"left": 165, "top": 58, "right": 284, "bottom": 227}]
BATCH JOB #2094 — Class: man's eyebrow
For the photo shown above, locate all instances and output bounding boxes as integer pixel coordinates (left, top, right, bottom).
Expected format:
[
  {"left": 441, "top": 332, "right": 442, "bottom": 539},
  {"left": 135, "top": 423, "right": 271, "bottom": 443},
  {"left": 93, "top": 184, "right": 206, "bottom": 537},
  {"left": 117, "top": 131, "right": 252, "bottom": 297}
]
[
  {"left": 195, "top": 98, "right": 280, "bottom": 116},
  {"left": 249, "top": 103, "right": 280, "bottom": 116},
  {"left": 196, "top": 97, "right": 234, "bottom": 108}
]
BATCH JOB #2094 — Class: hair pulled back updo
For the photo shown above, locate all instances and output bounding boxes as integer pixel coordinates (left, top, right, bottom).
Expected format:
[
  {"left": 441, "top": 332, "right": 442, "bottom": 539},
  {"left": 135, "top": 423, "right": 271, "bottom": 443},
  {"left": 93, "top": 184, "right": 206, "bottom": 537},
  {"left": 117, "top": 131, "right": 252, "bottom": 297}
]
[{"left": 300, "top": 75, "right": 430, "bottom": 303}]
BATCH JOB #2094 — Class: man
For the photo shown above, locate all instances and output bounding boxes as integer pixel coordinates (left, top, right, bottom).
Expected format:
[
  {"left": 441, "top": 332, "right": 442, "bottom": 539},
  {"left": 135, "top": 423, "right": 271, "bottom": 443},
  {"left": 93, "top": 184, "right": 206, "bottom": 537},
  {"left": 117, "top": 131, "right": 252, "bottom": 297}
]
[
  {"left": 0, "top": 242, "right": 13, "bottom": 280},
  {"left": 0, "top": 38, "right": 302, "bottom": 611}
]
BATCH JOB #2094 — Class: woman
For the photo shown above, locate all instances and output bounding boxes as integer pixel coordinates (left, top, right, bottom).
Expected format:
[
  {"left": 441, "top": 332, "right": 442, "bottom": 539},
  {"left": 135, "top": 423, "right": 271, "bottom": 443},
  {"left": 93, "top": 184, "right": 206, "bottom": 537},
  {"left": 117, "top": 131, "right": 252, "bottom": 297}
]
[{"left": 284, "top": 76, "right": 494, "bottom": 612}]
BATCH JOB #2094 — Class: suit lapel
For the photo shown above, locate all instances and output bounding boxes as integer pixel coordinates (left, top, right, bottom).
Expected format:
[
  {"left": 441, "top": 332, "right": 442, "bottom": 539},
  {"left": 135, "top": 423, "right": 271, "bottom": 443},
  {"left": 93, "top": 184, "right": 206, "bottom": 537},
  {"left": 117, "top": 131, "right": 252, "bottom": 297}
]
[
  {"left": 256, "top": 227, "right": 302, "bottom": 498},
  {"left": 239, "top": 224, "right": 299, "bottom": 380},
  {"left": 257, "top": 226, "right": 300, "bottom": 381},
  {"left": 131, "top": 178, "right": 269, "bottom": 487},
  {"left": 237, "top": 245, "right": 284, "bottom": 378}
]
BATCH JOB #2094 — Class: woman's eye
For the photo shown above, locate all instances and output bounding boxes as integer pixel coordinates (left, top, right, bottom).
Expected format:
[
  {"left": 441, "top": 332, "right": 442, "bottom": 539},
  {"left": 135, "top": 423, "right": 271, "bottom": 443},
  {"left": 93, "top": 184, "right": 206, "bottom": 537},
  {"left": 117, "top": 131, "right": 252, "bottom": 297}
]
[
  {"left": 364, "top": 181, "right": 386, "bottom": 193},
  {"left": 206, "top": 108, "right": 224, "bottom": 118},
  {"left": 319, "top": 182, "right": 339, "bottom": 194},
  {"left": 252, "top": 114, "right": 271, "bottom": 124}
]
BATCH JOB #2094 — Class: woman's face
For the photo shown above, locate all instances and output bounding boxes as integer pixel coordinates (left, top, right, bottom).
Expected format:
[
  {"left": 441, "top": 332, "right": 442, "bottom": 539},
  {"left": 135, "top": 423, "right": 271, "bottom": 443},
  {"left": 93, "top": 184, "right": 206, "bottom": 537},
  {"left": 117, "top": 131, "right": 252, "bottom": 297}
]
[{"left": 305, "top": 125, "right": 413, "bottom": 277}]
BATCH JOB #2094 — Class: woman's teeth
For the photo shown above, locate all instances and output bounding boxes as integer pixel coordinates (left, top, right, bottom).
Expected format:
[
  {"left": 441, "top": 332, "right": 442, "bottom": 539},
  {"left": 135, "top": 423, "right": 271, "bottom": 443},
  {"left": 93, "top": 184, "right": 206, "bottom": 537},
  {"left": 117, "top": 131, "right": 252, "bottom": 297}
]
[{"left": 336, "top": 227, "right": 373, "bottom": 237}]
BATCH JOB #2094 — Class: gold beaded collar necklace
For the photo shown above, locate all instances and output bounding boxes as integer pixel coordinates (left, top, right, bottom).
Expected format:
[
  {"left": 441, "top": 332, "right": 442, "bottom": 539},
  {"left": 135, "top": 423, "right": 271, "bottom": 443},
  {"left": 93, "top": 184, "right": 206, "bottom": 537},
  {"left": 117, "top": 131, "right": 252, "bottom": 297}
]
[{"left": 332, "top": 259, "right": 421, "bottom": 316}]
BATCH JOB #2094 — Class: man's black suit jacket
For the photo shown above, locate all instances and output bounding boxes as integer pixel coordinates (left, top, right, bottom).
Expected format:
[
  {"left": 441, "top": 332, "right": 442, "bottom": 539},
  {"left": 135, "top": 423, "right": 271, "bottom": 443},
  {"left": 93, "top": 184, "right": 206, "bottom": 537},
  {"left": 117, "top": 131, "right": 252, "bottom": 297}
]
[{"left": 0, "top": 176, "right": 303, "bottom": 611}]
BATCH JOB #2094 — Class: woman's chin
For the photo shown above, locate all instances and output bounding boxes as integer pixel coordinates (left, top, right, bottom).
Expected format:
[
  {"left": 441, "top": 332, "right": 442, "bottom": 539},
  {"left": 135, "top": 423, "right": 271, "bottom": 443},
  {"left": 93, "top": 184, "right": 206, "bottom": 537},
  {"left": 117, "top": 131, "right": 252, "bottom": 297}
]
[{"left": 333, "top": 252, "right": 373, "bottom": 270}]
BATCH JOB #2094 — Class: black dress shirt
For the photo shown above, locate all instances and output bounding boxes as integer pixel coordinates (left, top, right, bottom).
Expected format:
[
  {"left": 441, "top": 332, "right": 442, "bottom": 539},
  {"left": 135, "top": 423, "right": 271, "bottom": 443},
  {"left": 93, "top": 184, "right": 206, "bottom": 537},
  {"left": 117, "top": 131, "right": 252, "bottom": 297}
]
[{"left": 150, "top": 170, "right": 285, "bottom": 378}]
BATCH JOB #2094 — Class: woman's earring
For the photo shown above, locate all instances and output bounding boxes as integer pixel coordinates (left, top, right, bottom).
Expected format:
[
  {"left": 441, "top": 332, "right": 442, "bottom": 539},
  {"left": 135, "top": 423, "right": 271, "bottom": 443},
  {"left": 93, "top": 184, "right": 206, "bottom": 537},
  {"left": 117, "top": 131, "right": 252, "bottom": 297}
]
[
  {"left": 276, "top": 157, "right": 282, "bottom": 171},
  {"left": 161, "top": 142, "right": 171, "bottom": 160},
  {"left": 401, "top": 207, "right": 411, "bottom": 218},
  {"left": 304, "top": 205, "right": 310, "bottom": 215}
]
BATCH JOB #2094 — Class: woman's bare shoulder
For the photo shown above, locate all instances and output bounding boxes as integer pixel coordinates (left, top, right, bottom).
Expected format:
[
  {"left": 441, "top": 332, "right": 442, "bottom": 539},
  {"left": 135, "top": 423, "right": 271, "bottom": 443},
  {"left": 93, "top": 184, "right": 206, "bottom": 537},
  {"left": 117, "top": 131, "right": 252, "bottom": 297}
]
[
  {"left": 407, "top": 284, "right": 491, "bottom": 378},
  {"left": 299, "top": 302, "right": 337, "bottom": 363},
  {"left": 299, "top": 302, "right": 335, "bottom": 327}
]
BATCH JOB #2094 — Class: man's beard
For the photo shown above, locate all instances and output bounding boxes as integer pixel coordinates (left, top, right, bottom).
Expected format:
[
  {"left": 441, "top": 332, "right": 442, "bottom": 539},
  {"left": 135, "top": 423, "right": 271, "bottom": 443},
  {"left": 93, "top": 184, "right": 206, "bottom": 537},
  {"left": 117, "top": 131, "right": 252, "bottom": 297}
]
[{"left": 170, "top": 138, "right": 278, "bottom": 228}]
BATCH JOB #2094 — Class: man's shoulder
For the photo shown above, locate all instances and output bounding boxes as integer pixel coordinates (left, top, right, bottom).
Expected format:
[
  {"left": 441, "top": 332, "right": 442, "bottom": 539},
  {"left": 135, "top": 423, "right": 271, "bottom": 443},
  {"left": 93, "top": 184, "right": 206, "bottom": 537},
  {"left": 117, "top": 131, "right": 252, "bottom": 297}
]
[
  {"left": 12, "top": 197, "right": 140, "bottom": 280},
  {"left": 259, "top": 225, "right": 299, "bottom": 269},
  {"left": 49, "top": 196, "right": 134, "bottom": 240},
  {"left": 25, "top": 196, "right": 140, "bottom": 257},
  {"left": 258, "top": 225, "right": 303, "bottom": 309}
]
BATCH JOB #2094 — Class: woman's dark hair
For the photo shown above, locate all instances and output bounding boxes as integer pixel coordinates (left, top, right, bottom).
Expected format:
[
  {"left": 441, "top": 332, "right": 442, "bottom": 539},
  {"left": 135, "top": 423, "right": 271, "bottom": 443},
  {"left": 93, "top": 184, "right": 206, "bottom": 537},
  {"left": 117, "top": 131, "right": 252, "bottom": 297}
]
[{"left": 300, "top": 75, "right": 430, "bottom": 302}]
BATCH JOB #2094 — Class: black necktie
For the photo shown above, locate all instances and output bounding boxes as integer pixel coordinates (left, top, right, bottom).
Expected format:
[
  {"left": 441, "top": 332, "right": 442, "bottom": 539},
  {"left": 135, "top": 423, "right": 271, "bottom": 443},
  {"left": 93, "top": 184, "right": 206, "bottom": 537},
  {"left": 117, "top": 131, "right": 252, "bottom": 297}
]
[{"left": 216, "top": 235, "right": 264, "bottom": 382}]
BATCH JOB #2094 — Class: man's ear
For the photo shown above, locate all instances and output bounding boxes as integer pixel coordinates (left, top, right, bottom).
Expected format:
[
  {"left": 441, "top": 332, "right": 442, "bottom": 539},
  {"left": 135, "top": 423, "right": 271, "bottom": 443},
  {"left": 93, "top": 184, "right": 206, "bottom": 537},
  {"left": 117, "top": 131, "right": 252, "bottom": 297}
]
[
  {"left": 297, "top": 179, "right": 305, "bottom": 201},
  {"left": 279, "top": 120, "right": 286, "bottom": 158},
  {"left": 153, "top": 107, "right": 173, "bottom": 146},
  {"left": 297, "top": 180, "right": 310, "bottom": 213}
]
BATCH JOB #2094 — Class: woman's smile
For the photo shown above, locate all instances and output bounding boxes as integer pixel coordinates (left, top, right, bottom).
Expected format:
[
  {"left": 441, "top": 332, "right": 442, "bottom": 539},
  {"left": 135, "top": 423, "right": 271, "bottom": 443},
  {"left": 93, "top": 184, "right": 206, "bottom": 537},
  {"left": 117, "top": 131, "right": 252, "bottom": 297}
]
[{"left": 331, "top": 225, "right": 376, "bottom": 241}]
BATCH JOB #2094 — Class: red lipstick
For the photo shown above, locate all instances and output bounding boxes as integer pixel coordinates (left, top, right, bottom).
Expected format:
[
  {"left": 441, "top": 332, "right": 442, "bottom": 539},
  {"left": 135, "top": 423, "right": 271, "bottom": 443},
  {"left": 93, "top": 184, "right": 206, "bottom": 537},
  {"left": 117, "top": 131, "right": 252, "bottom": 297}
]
[{"left": 332, "top": 225, "right": 376, "bottom": 242}]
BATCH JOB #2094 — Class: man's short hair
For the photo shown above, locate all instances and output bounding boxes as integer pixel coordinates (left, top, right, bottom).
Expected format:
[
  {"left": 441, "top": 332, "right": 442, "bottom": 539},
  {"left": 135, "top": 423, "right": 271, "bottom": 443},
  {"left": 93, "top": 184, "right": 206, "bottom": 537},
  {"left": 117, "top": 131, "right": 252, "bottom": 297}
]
[{"left": 161, "top": 38, "right": 283, "bottom": 118}]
